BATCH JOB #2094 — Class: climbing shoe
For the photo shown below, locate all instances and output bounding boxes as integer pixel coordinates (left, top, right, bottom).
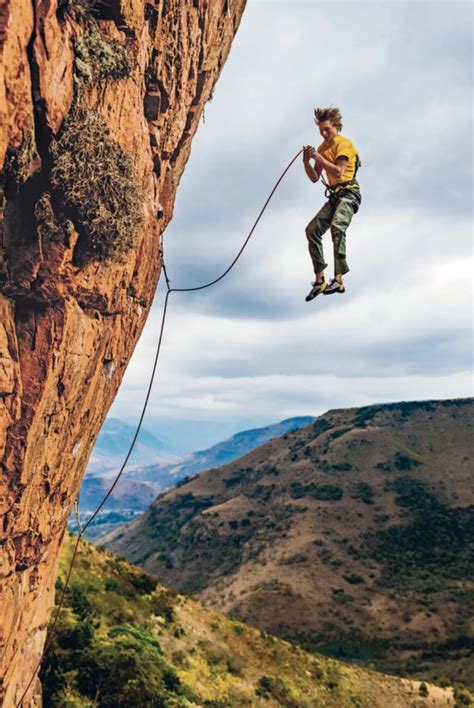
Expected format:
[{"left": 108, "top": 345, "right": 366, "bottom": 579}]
[
  {"left": 323, "top": 278, "right": 345, "bottom": 295},
  {"left": 305, "top": 280, "right": 327, "bottom": 302}
]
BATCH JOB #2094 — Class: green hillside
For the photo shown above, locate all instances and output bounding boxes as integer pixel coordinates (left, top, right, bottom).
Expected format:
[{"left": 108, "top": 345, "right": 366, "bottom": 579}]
[
  {"left": 103, "top": 399, "right": 474, "bottom": 690},
  {"left": 41, "top": 533, "right": 463, "bottom": 707}
]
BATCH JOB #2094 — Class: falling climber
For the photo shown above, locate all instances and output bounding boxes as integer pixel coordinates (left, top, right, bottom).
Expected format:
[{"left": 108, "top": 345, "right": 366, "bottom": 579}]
[{"left": 303, "top": 107, "right": 361, "bottom": 301}]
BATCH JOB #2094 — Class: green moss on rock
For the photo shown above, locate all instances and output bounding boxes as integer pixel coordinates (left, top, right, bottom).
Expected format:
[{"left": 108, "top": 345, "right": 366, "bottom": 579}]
[{"left": 74, "top": 20, "right": 133, "bottom": 85}]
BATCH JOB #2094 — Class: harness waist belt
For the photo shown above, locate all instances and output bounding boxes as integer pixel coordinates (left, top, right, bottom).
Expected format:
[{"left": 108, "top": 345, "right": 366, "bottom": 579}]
[{"left": 327, "top": 178, "right": 360, "bottom": 192}]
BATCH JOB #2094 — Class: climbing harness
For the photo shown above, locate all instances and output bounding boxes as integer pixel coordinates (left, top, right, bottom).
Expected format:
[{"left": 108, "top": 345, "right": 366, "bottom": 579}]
[
  {"left": 16, "top": 147, "right": 303, "bottom": 707},
  {"left": 321, "top": 153, "right": 362, "bottom": 211}
]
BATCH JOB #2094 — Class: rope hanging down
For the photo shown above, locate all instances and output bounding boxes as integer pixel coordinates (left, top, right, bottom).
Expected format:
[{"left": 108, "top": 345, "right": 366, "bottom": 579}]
[{"left": 17, "top": 148, "right": 303, "bottom": 707}]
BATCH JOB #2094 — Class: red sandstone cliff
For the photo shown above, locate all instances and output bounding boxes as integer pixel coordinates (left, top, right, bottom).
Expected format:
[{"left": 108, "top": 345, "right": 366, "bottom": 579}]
[{"left": 0, "top": 0, "right": 246, "bottom": 703}]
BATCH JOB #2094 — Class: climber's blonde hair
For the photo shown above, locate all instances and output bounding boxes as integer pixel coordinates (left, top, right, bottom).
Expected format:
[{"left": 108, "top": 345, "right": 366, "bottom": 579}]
[{"left": 314, "top": 107, "right": 343, "bottom": 132}]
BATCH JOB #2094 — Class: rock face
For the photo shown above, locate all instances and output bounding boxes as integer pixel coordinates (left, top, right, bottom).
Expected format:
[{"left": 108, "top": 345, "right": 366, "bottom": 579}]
[{"left": 0, "top": 0, "right": 246, "bottom": 704}]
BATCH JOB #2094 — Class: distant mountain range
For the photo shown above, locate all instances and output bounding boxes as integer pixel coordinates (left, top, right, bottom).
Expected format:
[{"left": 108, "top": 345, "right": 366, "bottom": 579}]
[
  {"left": 103, "top": 398, "right": 474, "bottom": 689},
  {"left": 76, "top": 415, "right": 314, "bottom": 539},
  {"left": 126, "top": 416, "right": 316, "bottom": 484},
  {"left": 86, "top": 418, "right": 178, "bottom": 476}
]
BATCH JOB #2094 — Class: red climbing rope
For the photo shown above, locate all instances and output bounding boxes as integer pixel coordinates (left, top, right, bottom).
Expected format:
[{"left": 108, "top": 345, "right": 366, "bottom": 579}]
[{"left": 16, "top": 148, "right": 303, "bottom": 706}]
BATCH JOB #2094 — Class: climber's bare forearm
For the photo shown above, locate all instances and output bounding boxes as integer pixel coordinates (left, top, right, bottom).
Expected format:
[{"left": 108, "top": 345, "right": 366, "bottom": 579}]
[{"left": 304, "top": 160, "right": 320, "bottom": 183}]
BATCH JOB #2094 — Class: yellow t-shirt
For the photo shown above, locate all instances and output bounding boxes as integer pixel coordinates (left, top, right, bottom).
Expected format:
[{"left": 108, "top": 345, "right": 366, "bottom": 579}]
[{"left": 318, "top": 134, "right": 360, "bottom": 191}]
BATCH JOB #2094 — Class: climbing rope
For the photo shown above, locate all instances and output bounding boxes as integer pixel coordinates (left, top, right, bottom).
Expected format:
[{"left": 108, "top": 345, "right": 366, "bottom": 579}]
[{"left": 16, "top": 148, "right": 303, "bottom": 706}]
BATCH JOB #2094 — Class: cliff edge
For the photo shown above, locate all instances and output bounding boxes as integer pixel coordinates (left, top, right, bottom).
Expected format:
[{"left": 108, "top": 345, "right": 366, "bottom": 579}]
[{"left": 0, "top": 0, "right": 246, "bottom": 703}]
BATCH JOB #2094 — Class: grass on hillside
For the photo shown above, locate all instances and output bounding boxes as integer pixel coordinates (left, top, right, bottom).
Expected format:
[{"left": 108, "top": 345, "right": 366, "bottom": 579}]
[
  {"left": 101, "top": 399, "right": 474, "bottom": 696},
  {"left": 40, "top": 533, "right": 461, "bottom": 707}
]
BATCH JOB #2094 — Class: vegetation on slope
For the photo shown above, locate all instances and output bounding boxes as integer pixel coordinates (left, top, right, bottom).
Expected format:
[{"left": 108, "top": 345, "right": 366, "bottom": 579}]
[
  {"left": 41, "top": 534, "right": 458, "bottom": 707},
  {"left": 103, "top": 398, "right": 474, "bottom": 691}
]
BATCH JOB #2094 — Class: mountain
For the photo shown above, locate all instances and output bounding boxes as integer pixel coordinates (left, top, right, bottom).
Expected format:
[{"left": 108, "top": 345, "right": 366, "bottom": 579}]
[
  {"left": 70, "top": 476, "right": 161, "bottom": 541},
  {"left": 103, "top": 398, "right": 474, "bottom": 690},
  {"left": 126, "top": 416, "right": 316, "bottom": 484},
  {"left": 86, "top": 418, "right": 178, "bottom": 476},
  {"left": 41, "top": 532, "right": 461, "bottom": 706},
  {"left": 75, "top": 416, "right": 315, "bottom": 540},
  {"left": 79, "top": 475, "right": 158, "bottom": 511}
]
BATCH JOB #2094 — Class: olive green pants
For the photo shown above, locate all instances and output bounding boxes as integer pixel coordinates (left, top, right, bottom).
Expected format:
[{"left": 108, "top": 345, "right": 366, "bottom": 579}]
[{"left": 305, "top": 196, "right": 357, "bottom": 276}]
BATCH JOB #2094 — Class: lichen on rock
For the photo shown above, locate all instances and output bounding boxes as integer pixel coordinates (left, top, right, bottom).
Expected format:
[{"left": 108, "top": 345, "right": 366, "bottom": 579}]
[
  {"left": 74, "top": 18, "right": 133, "bottom": 86},
  {"left": 34, "top": 192, "right": 73, "bottom": 244},
  {"left": 1, "top": 131, "right": 38, "bottom": 197},
  {"left": 50, "top": 108, "right": 144, "bottom": 262}
]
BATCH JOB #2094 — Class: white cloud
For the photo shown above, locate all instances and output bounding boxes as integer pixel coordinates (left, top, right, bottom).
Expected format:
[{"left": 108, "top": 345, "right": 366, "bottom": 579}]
[
  {"left": 109, "top": 1, "right": 473, "bottom": 435},
  {"left": 112, "top": 368, "right": 472, "bottom": 423}
]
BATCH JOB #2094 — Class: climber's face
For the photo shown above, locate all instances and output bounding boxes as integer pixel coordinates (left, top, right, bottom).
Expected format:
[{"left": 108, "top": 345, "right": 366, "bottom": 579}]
[{"left": 318, "top": 120, "right": 338, "bottom": 143}]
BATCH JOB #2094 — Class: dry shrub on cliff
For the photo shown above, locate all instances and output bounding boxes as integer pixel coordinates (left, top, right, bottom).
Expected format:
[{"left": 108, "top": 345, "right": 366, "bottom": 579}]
[{"left": 50, "top": 109, "right": 143, "bottom": 263}]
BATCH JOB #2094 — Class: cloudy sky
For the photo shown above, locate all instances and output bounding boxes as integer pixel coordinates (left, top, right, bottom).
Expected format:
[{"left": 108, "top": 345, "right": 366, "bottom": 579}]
[{"left": 108, "top": 0, "right": 473, "bottom": 452}]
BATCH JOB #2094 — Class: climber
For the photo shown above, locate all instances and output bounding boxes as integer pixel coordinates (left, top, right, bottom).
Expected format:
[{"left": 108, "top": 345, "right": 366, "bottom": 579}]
[{"left": 302, "top": 107, "right": 361, "bottom": 301}]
